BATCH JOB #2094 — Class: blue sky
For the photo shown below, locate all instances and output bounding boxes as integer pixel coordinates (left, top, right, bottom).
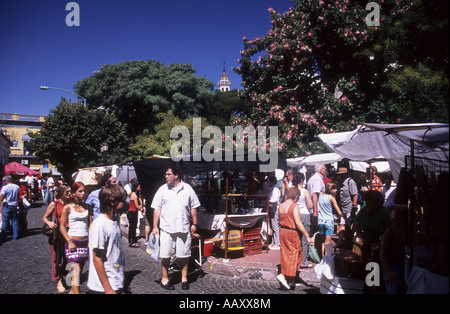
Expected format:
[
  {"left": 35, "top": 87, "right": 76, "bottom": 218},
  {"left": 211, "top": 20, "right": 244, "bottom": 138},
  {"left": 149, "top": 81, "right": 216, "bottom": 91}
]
[{"left": 0, "top": 0, "right": 294, "bottom": 116}]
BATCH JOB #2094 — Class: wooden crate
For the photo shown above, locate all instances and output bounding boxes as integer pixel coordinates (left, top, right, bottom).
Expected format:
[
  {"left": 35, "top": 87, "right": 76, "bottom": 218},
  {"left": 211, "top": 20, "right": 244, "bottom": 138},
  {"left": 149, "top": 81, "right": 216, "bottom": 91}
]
[{"left": 243, "top": 226, "right": 262, "bottom": 255}]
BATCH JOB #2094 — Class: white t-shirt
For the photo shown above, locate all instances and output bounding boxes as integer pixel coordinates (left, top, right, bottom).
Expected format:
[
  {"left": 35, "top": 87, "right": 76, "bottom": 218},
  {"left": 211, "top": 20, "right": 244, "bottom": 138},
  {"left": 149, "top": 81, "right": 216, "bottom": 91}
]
[
  {"left": 151, "top": 181, "right": 200, "bottom": 234},
  {"left": 297, "top": 187, "right": 312, "bottom": 215},
  {"left": 307, "top": 172, "right": 325, "bottom": 196},
  {"left": 87, "top": 214, "right": 124, "bottom": 292},
  {"left": 269, "top": 185, "right": 281, "bottom": 205}
]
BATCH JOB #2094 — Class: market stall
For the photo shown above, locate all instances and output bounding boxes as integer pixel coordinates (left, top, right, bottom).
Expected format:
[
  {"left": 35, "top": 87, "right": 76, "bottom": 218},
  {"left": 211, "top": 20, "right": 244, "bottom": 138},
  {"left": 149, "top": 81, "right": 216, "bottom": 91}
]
[
  {"left": 4, "top": 161, "right": 39, "bottom": 176},
  {"left": 133, "top": 152, "right": 287, "bottom": 259},
  {"left": 318, "top": 123, "right": 449, "bottom": 294},
  {"left": 287, "top": 152, "right": 390, "bottom": 182}
]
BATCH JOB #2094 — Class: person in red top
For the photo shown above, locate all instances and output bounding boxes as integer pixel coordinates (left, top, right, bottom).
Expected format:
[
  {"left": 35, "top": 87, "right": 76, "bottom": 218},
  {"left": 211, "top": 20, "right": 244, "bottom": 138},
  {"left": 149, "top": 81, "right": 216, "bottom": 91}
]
[
  {"left": 127, "top": 182, "right": 142, "bottom": 247},
  {"left": 18, "top": 182, "right": 32, "bottom": 237},
  {"left": 369, "top": 166, "right": 383, "bottom": 193},
  {"left": 42, "top": 184, "right": 71, "bottom": 293}
]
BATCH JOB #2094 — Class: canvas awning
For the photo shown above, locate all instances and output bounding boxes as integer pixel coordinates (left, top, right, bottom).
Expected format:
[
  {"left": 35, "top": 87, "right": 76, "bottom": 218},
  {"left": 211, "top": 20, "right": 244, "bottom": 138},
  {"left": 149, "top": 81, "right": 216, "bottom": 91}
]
[
  {"left": 287, "top": 153, "right": 390, "bottom": 174},
  {"left": 4, "top": 162, "right": 40, "bottom": 176},
  {"left": 318, "top": 123, "right": 449, "bottom": 181}
]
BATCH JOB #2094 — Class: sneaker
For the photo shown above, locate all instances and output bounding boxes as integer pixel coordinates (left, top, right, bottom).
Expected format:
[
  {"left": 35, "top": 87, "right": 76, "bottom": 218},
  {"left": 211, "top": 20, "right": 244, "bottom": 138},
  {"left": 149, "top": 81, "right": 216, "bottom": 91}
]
[
  {"left": 276, "top": 274, "right": 290, "bottom": 290},
  {"left": 269, "top": 244, "right": 280, "bottom": 250}
]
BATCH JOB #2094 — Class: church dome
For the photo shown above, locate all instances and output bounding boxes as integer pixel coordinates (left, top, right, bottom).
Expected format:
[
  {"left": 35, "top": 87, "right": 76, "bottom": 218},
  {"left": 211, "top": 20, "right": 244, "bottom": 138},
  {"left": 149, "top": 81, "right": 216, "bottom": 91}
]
[{"left": 218, "top": 63, "right": 231, "bottom": 92}]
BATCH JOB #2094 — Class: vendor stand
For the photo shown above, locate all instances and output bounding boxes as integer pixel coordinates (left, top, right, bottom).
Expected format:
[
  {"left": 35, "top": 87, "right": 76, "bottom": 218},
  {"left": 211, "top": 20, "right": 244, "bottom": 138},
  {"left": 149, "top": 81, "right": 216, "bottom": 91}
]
[
  {"left": 133, "top": 152, "right": 286, "bottom": 260},
  {"left": 318, "top": 123, "right": 449, "bottom": 293}
]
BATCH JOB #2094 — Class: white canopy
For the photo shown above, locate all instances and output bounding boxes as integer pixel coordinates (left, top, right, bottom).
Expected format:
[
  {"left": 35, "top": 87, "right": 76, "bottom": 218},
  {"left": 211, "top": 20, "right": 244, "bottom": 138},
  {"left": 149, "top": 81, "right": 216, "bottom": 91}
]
[
  {"left": 287, "top": 152, "right": 390, "bottom": 177},
  {"left": 72, "top": 164, "right": 136, "bottom": 187},
  {"left": 318, "top": 123, "right": 449, "bottom": 181}
]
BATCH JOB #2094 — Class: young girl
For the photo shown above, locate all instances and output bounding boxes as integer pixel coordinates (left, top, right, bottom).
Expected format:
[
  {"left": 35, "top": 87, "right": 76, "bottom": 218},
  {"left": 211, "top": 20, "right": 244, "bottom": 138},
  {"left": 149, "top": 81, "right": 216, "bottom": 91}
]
[
  {"left": 318, "top": 182, "right": 342, "bottom": 257},
  {"left": 60, "top": 181, "right": 92, "bottom": 294}
]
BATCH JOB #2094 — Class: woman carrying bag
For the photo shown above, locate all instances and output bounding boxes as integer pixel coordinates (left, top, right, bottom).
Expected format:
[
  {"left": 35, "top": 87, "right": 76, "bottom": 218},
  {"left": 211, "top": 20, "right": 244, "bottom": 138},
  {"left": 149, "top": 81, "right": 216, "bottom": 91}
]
[
  {"left": 59, "top": 182, "right": 92, "bottom": 294},
  {"left": 42, "top": 184, "right": 71, "bottom": 293}
]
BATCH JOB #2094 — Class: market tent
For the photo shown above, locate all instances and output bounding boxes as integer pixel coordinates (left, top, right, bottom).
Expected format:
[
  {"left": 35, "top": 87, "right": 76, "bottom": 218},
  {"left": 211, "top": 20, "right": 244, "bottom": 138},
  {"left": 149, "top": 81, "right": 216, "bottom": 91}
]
[
  {"left": 114, "top": 164, "right": 137, "bottom": 187},
  {"left": 133, "top": 152, "right": 287, "bottom": 204},
  {"left": 4, "top": 162, "right": 39, "bottom": 176},
  {"left": 72, "top": 164, "right": 137, "bottom": 192},
  {"left": 318, "top": 123, "right": 449, "bottom": 181},
  {"left": 287, "top": 153, "right": 343, "bottom": 168},
  {"left": 287, "top": 153, "right": 390, "bottom": 178},
  {"left": 72, "top": 167, "right": 106, "bottom": 186}
]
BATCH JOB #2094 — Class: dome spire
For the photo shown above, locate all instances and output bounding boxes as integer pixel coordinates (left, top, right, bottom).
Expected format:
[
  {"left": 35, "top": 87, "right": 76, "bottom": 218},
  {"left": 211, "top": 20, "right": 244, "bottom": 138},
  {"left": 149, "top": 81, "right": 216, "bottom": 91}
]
[{"left": 218, "top": 61, "right": 231, "bottom": 92}]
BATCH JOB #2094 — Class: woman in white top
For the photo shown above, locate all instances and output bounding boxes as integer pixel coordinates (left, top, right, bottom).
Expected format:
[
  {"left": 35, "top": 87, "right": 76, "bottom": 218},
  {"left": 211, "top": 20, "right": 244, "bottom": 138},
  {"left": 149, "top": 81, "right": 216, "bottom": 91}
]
[
  {"left": 60, "top": 181, "right": 91, "bottom": 294},
  {"left": 292, "top": 172, "right": 314, "bottom": 268}
]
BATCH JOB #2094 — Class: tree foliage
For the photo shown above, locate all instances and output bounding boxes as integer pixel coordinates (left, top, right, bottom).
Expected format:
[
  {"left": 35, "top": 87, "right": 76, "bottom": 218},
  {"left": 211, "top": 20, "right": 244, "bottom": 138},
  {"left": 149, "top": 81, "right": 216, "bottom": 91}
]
[
  {"left": 234, "top": 0, "right": 448, "bottom": 156},
  {"left": 129, "top": 110, "right": 210, "bottom": 159},
  {"left": 202, "top": 89, "right": 253, "bottom": 130},
  {"left": 74, "top": 60, "right": 214, "bottom": 138},
  {"left": 27, "top": 98, "right": 129, "bottom": 181}
]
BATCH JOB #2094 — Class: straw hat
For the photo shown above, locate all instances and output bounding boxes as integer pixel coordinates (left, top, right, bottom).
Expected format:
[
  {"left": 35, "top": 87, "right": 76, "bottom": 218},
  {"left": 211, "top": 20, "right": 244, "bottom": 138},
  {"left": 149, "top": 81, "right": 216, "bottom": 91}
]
[{"left": 336, "top": 167, "right": 349, "bottom": 174}]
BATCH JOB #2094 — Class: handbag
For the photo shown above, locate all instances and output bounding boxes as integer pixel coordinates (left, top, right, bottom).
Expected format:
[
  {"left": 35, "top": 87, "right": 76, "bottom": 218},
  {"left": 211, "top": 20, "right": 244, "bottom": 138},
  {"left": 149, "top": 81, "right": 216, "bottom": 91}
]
[
  {"left": 42, "top": 201, "right": 58, "bottom": 237},
  {"left": 146, "top": 233, "right": 160, "bottom": 261}
]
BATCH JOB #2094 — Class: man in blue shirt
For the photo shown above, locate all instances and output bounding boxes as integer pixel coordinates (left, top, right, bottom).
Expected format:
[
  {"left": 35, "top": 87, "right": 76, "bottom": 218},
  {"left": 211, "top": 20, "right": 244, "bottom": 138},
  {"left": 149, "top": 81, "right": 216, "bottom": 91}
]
[
  {"left": 86, "top": 174, "right": 117, "bottom": 220},
  {"left": 1, "top": 175, "right": 20, "bottom": 241}
]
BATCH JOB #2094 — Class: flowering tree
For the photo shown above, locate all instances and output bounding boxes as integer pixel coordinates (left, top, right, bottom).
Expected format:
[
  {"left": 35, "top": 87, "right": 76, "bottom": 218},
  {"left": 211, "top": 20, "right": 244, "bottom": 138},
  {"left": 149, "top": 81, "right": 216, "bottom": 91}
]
[{"left": 234, "top": 0, "right": 442, "bottom": 156}]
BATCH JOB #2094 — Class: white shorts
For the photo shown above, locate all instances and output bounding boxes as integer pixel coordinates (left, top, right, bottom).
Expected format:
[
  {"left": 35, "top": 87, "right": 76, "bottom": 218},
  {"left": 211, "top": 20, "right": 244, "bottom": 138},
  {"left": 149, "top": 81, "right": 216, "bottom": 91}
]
[{"left": 159, "top": 229, "right": 191, "bottom": 259}]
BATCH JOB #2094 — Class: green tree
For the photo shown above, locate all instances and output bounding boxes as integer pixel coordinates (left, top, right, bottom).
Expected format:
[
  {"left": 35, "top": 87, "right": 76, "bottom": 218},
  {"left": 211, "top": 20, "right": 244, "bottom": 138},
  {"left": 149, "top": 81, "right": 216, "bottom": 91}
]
[
  {"left": 234, "top": 0, "right": 448, "bottom": 156},
  {"left": 380, "top": 0, "right": 449, "bottom": 122},
  {"left": 203, "top": 89, "right": 253, "bottom": 130},
  {"left": 74, "top": 60, "right": 215, "bottom": 137},
  {"left": 129, "top": 110, "right": 210, "bottom": 159},
  {"left": 27, "top": 98, "right": 129, "bottom": 181}
]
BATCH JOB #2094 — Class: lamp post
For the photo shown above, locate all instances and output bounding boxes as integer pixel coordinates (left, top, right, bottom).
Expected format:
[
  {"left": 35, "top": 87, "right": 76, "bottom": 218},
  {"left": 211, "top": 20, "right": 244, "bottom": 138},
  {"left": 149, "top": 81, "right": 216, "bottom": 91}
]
[
  {"left": 100, "top": 143, "right": 108, "bottom": 166},
  {"left": 40, "top": 85, "right": 86, "bottom": 106}
]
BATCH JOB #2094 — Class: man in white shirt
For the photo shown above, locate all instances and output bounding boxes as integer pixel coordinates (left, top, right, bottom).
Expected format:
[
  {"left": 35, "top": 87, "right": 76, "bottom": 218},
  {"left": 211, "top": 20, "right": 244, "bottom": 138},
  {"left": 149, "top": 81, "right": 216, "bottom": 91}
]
[
  {"left": 268, "top": 170, "right": 283, "bottom": 250},
  {"left": 151, "top": 165, "right": 200, "bottom": 291},
  {"left": 307, "top": 164, "right": 326, "bottom": 232},
  {"left": 1, "top": 175, "right": 20, "bottom": 241}
]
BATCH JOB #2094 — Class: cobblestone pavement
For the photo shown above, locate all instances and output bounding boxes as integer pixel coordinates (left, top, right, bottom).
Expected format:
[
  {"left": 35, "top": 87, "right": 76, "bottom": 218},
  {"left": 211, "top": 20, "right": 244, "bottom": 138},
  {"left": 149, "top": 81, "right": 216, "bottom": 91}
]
[{"left": 0, "top": 202, "right": 320, "bottom": 295}]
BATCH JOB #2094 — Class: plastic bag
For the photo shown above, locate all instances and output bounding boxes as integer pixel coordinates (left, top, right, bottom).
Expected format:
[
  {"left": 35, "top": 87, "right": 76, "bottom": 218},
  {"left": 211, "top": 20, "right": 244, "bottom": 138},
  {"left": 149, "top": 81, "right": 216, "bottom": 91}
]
[
  {"left": 146, "top": 233, "right": 159, "bottom": 261},
  {"left": 22, "top": 197, "right": 31, "bottom": 209},
  {"left": 308, "top": 244, "right": 321, "bottom": 264}
]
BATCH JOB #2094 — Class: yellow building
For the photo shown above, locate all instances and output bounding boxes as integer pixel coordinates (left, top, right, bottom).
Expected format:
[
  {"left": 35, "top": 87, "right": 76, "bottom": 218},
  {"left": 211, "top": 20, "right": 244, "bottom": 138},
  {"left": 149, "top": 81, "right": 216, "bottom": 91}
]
[{"left": 0, "top": 113, "right": 59, "bottom": 176}]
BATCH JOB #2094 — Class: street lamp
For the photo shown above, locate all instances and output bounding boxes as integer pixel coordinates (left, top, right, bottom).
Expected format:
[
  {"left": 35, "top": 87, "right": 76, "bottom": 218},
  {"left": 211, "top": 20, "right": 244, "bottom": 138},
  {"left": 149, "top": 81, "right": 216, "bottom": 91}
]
[
  {"left": 100, "top": 143, "right": 108, "bottom": 166},
  {"left": 40, "top": 85, "right": 86, "bottom": 106}
]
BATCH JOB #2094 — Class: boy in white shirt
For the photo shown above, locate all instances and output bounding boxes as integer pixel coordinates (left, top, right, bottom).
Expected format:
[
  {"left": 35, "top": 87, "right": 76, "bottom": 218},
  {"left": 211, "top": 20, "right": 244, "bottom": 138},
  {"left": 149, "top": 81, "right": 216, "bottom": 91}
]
[{"left": 87, "top": 185, "right": 127, "bottom": 294}]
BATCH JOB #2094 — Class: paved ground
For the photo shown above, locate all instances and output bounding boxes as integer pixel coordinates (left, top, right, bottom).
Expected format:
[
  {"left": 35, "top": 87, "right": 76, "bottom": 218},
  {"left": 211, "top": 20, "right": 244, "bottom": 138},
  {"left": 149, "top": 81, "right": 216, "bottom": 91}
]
[{"left": 0, "top": 201, "right": 320, "bottom": 296}]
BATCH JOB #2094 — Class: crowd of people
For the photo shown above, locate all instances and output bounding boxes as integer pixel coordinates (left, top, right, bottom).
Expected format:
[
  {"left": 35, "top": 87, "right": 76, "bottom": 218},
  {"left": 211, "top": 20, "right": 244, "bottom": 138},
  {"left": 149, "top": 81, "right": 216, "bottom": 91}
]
[
  {"left": 270, "top": 163, "right": 405, "bottom": 293},
  {"left": 39, "top": 173, "right": 150, "bottom": 294},
  {"left": 1, "top": 161, "right": 407, "bottom": 294}
]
